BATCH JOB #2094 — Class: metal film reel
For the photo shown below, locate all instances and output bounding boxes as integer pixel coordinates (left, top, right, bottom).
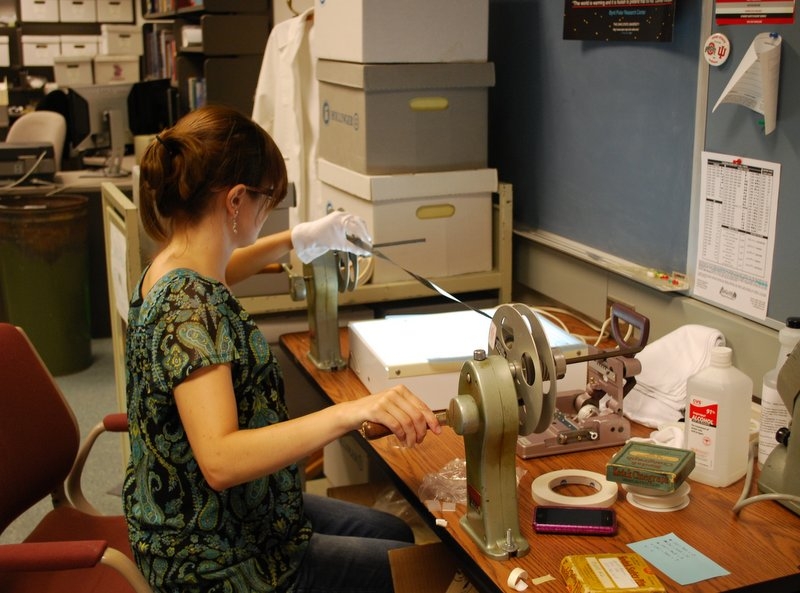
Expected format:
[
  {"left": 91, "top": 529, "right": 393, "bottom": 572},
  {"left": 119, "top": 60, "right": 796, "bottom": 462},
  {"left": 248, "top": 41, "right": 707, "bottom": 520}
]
[
  {"left": 336, "top": 251, "right": 359, "bottom": 293},
  {"left": 488, "top": 304, "right": 558, "bottom": 435}
]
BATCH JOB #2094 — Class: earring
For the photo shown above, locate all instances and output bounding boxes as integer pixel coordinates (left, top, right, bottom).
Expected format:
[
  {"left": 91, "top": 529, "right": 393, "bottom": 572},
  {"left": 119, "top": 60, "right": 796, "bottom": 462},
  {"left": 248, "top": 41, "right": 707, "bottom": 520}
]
[{"left": 232, "top": 209, "right": 239, "bottom": 234}]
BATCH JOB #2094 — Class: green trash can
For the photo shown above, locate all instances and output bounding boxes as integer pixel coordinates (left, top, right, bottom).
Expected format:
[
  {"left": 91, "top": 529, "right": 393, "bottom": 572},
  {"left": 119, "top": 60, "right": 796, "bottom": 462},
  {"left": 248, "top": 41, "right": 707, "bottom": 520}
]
[{"left": 0, "top": 194, "right": 92, "bottom": 376}]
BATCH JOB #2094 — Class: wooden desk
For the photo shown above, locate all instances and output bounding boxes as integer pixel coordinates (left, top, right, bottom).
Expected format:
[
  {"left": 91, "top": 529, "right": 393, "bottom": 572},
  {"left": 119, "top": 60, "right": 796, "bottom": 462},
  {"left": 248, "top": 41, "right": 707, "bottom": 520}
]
[{"left": 280, "top": 330, "right": 800, "bottom": 593}]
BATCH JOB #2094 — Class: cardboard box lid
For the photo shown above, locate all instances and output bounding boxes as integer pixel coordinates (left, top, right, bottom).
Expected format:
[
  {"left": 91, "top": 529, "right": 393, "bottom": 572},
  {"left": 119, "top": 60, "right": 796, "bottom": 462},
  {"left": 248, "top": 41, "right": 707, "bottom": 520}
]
[
  {"left": 55, "top": 55, "right": 93, "bottom": 64},
  {"left": 101, "top": 24, "right": 139, "bottom": 33},
  {"left": 22, "top": 35, "right": 60, "bottom": 43},
  {"left": 60, "top": 35, "right": 99, "bottom": 43},
  {"left": 94, "top": 54, "right": 139, "bottom": 62},
  {"left": 318, "top": 159, "right": 498, "bottom": 203},
  {"left": 348, "top": 308, "right": 587, "bottom": 379},
  {"left": 317, "top": 59, "right": 495, "bottom": 92}
]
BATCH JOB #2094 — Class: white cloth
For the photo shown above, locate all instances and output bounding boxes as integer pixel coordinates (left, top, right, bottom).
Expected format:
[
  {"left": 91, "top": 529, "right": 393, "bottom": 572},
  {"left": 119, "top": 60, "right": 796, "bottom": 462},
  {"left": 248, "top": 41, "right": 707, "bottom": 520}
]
[
  {"left": 252, "top": 8, "right": 320, "bottom": 237},
  {"left": 624, "top": 325, "right": 726, "bottom": 428},
  {"left": 627, "top": 424, "right": 686, "bottom": 448}
]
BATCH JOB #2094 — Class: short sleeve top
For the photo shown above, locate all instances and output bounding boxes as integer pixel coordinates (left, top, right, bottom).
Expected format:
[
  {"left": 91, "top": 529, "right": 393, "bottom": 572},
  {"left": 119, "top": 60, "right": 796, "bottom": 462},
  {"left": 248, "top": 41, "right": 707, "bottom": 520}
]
[{"left": 122, "top": 268, "right": 311, "bottom": 593}]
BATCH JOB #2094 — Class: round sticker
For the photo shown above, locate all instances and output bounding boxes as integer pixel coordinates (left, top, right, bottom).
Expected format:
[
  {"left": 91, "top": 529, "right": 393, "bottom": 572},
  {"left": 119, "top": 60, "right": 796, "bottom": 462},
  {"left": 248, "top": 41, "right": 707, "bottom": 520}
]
[{"left": 703, "top": 32, "right": 731, "bottom": 66}]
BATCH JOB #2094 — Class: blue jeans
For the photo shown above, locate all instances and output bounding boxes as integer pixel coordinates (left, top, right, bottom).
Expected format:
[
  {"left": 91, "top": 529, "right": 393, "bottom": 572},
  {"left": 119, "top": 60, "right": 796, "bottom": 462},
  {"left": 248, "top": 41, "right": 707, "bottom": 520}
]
[{"left": 293, "top": 493, "right": 415, "bottom": 593}]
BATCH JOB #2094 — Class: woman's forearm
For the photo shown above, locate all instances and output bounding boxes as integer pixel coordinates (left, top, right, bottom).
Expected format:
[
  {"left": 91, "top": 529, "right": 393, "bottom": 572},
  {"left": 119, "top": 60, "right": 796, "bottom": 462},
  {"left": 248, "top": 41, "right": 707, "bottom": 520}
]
[{"left": 226, "top": 229, "right": 293, "bottom": 286}]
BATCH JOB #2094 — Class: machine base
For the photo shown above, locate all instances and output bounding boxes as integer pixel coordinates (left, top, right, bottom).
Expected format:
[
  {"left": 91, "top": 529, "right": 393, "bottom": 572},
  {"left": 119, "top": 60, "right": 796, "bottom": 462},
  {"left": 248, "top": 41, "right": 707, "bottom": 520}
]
[{"left": 516, "top": 390, "right": 630, "bottom": 459}]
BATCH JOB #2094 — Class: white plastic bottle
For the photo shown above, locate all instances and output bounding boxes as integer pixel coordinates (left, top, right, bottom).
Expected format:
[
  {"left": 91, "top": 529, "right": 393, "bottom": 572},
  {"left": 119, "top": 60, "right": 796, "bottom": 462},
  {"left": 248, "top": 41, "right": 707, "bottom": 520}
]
[
  {"left": 758, "top": 317, "right": 800, "bottom": 468},
  {"left": 685, "top": 346, "right": 753, "bottom": 487}
]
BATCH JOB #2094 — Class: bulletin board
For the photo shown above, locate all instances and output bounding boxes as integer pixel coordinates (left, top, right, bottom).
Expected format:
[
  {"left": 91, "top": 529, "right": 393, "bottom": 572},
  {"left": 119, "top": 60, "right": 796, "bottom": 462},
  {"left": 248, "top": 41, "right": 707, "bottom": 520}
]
[
  {"left": 488, "top": 0, "right": 798, "bottom": 325},
  {"left": 488, "top": 0, "right": 702, "bottom": 278},
  {"left": 703, "top": 15, "right": 800, "bottom": 324}
]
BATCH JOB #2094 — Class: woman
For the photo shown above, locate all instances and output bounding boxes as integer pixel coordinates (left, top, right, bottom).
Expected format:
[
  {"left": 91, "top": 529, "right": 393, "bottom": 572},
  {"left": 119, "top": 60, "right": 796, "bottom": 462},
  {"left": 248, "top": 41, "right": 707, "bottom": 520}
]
[{"left": 122, "top": 105, "right": 441, "bottom": 593}]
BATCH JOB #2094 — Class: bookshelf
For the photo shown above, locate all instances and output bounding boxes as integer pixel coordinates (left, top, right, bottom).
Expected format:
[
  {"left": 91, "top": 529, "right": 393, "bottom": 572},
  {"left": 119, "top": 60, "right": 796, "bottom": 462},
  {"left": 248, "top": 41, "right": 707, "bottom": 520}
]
[{"left": 141, "top": 0, "right": 271, "bottom": 116}]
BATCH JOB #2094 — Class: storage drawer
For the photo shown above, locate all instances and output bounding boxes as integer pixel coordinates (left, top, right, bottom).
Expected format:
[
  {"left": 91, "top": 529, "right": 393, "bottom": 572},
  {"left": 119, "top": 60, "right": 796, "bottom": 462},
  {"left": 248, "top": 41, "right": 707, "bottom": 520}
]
[
  {"left": 59, "top": 0, "right": 96, "bottom": 22},
  {"left": 100, "top": 24, "right": 143, "bottom": 55},
  {"left": 96, "top": 0, "right": 133, "bottom": 22},
  {"left": 20, "top": 0, "right": 59, "bottom": 22},
  {"left": 22, "top": 35, "right": 61, "bottom": 66},
  {"left": 60, "top": 35, "right": 99, "bottom": 57},
  {"left": 54, "top": 55, "right": 94, "bottom": 86},
  {"left": 94, "top": 54, "right": 140, "bottom": 83}
]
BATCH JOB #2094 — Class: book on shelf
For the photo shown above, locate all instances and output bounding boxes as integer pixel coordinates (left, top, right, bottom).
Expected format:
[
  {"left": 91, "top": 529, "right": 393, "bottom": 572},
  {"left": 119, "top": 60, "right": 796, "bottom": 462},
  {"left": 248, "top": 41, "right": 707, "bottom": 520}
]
[
  {"left": 186, "top": 76, "right": 206, "bottom": 110},
  {"left": 143, "top": 26, "right": 177, "bottom": 83}
]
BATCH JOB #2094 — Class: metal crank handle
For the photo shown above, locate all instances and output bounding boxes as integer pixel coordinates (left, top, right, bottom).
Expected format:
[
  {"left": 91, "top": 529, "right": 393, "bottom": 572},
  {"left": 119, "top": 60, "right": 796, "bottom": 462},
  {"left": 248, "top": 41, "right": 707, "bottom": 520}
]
[
  {"left": 564, "top": 304, "right": 652, "bottom": 365},
  {"left": 360, "top": 410, "right": 448, "bottom": 440},
  {"left": 609, "top": 302, "right": 650, "bottom": 351}
]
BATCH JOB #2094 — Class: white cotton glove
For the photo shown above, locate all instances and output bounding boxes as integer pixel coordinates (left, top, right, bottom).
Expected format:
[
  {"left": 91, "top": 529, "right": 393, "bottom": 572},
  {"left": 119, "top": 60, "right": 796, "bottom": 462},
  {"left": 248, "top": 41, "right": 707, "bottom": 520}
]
[{"left": 291, "top": 210, "right": 373, "bottom": 264}]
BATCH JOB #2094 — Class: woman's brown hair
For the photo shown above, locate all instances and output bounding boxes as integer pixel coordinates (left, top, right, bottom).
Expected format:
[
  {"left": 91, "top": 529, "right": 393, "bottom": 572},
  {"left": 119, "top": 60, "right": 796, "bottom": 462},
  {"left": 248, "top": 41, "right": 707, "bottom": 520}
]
[{"left": 138, "top": 104, "right": 288, "bottom": 243}]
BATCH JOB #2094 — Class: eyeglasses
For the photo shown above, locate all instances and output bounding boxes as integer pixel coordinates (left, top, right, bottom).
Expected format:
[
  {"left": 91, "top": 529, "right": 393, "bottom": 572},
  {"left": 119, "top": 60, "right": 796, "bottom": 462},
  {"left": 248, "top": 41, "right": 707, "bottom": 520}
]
[
  {"left": 245, "top": 185, "right": 279, "bottom": 208},
  {"left": 245, "top": 185, "right": 275, "bottom": 199}
]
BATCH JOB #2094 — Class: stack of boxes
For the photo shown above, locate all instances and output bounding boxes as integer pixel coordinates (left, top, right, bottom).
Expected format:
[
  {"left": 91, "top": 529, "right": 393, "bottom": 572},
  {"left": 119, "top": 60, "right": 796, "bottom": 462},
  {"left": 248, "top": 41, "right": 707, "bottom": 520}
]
[
  {"left": 53, "top": 35, "right": 97, "bottom": 87},
  {"left": 312, "top": 0, "right": 497, "bottom": 284},
  {"left": 93, "top": 24, "right": 143, "bottom": 84},
  {"left": 17, "top": 0, "right": 138, "bottom": 87}
]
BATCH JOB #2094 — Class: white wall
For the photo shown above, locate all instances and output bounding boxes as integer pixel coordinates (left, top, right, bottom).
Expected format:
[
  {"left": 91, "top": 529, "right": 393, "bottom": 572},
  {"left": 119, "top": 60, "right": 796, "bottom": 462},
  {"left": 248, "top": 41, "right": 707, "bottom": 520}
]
[{"left": 513, "top": 235, "right": 779, "bottom": 396}]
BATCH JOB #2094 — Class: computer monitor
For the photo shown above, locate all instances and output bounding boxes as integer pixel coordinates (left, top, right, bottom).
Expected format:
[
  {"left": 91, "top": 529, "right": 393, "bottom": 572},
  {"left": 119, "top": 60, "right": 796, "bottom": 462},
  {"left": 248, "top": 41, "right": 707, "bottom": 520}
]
[
  {"left": 128, "top": 78, "right": 176, "bottom": 136},
  {"left": 66, "top": 82, "right": 134, "bottom": 177}
]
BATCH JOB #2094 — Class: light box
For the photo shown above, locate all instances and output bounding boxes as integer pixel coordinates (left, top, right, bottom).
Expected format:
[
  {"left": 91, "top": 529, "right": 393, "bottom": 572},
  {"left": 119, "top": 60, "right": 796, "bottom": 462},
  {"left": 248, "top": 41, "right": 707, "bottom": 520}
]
[{"left": 348, "top": 308, "right": 589, "bottom": 411}]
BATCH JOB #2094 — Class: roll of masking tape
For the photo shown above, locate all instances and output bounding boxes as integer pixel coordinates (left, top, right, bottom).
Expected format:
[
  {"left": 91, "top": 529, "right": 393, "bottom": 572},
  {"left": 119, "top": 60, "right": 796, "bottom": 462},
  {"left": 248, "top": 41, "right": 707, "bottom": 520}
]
[
  {"left": 624, "top": 482, "right": 691, "bottom": 512},
  {"left": 531, "top": 469, "right": 618, "bottom": 507},
  {"left": 507, "top": 567, "right": 529, "bottom": 591}
]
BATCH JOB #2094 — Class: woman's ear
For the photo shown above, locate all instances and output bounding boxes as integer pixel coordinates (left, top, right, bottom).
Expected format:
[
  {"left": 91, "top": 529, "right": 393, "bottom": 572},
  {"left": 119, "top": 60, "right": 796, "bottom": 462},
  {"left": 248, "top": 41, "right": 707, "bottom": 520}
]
[{"left": 227, "top": 184, "right": 246, "bottom": 214}]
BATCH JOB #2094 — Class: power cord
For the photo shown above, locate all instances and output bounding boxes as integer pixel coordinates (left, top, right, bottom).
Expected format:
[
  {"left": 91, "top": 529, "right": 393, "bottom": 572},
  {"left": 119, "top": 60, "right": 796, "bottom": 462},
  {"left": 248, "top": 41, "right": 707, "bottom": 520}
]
[
  {"left": 0, "top": 150, "right": 48, "bottom": 189},
  {"left": 528, "top": 306, "right": 571, "bottom": 334},
  {"left": 732, "top": 440, "right": 800, "bottom": 515},
  {"left": 531, "top": 304, "right": 635, "bottom": 349}
]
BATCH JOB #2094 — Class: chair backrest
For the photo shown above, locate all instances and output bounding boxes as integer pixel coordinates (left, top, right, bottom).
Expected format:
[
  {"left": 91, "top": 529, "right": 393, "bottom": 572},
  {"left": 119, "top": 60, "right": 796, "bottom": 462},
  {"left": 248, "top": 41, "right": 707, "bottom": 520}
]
[
  {"left": 6, "top": 111, "right": 68, "bottom": 172},
  {"left": 101, "top": 181, "right": 148, "bottom": 465},
  {"left": 0, "top": 323, "right": 80, "bottom": 534}
]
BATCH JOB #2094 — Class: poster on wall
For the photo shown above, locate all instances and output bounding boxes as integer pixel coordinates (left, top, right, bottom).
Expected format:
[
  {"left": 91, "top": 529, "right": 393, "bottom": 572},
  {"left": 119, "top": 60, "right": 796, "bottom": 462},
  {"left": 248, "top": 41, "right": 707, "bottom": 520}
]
[
  {"left": 563, "top": 0, "right": 676, "bottom": 41},
  {"left": 693, "top": 152, "right": 781, "bottom": 321},
  {"left": 715, "top": 0, "right": 795, "bottom": 25}
]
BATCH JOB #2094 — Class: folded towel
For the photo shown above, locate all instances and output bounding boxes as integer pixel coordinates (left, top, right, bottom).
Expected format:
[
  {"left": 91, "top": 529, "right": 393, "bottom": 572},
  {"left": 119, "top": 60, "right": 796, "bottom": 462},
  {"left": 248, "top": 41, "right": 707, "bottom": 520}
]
[
  {"left": 628, "top": 424, "right": 686, "bottom": 448},
  {"left": 624, "top": 394, "right": 685, "bottom": 428},
  {"left": 624, "top": 325, "right": 726, "bottom": 428}
]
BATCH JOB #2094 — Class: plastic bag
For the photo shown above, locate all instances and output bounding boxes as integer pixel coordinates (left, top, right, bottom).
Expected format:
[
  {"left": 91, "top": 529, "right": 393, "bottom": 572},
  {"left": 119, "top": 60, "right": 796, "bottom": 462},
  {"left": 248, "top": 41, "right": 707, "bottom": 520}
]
[
  {"left": 372, "top": 484, "right": 418, "bottom": 526},
  {"left": 418, "top": 458, "right": 467, "bottom": 504}
]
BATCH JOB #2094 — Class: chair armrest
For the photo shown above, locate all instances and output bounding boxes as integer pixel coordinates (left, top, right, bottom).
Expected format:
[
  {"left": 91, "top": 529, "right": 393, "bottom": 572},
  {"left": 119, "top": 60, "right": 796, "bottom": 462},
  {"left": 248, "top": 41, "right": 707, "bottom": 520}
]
[
  {"left": 103, "top": 412, "right": 129, "bottom": 433},
  {"left": 0, "top": 540, "right": 106, "bottom": 571},
  {"left": 66, "top": 413, "right": 129, "bottom": 515},
  {"left": 0, "top": 542, "right": 153, "bottom": 593}
]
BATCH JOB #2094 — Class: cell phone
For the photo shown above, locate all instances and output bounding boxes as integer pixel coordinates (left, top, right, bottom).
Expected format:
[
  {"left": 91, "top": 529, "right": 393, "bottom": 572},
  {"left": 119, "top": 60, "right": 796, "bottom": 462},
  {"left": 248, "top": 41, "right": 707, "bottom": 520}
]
[{"left": 532, "top": 505, "right": 617, "bottom": 536}]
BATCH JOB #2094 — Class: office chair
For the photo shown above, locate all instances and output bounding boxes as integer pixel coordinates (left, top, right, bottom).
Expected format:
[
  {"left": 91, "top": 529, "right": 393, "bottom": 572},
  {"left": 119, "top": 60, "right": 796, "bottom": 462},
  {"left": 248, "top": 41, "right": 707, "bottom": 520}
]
[
  {"left": 0, "top": 323, "right": 152, "bottom": 593},
  {"left": 5, "top": 111, "right": 67, "bottom": 172}
]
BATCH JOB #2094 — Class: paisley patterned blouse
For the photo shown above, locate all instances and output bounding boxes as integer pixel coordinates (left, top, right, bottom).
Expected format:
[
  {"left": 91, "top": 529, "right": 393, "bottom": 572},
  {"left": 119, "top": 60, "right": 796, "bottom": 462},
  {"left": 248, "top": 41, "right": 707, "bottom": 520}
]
[{"left": 122, "top": 268, "right": 311, "bottom": 593}]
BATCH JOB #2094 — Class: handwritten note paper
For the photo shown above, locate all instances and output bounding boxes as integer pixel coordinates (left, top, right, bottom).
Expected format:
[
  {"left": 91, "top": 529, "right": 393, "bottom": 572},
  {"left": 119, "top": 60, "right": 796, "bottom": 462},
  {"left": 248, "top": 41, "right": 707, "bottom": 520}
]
[{"left": 628, "top": 532, "right": 730, "bottom": 585}]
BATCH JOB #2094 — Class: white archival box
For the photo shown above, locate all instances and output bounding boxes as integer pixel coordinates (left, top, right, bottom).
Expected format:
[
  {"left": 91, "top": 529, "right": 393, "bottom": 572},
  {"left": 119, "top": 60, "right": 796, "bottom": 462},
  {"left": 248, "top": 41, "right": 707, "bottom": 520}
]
[{"left": 348, "top": 309, "right": 589, "bottom": 411}]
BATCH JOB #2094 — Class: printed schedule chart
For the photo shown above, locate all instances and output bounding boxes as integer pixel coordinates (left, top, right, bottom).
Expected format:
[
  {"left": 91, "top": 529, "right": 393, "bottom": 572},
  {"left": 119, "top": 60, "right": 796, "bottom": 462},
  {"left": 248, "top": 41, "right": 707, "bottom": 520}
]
[{"left": 694, "top": 152, "right": 780, "bottom": 320}]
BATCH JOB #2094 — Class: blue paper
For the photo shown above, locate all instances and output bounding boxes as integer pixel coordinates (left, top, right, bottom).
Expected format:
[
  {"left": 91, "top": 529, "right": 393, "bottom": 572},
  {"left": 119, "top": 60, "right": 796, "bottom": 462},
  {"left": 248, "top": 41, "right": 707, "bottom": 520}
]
[{"left": 628, "top": 532, "right": 730, "bottom": 585}]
